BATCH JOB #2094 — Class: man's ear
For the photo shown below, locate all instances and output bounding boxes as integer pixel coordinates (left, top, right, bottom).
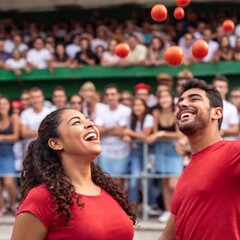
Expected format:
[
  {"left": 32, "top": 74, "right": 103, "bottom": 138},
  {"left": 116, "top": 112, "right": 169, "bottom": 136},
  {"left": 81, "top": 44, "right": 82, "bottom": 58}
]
[
  {"left": 212, "top": 107, "right": 223, "bottom": 120},
  {"left": 48, "top": 138, "right": 63, "bottom": 151}
]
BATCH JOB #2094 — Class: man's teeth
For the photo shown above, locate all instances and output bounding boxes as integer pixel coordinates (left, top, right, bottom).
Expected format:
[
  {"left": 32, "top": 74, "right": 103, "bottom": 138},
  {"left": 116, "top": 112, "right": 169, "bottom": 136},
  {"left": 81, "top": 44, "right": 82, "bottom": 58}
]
[
  {"left": 180, "top": 113, "right": 193, "bottom": 120},
  {"left": 84, "top": 132, "right": 97, "bottom": 141}
]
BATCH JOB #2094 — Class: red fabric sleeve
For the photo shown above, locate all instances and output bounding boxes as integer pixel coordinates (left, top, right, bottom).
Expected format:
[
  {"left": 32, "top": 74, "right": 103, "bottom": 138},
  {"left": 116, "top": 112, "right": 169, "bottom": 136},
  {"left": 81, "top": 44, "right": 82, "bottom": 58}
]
[{"left": 17, "top": 185, "right": 55, "bottom": 228}]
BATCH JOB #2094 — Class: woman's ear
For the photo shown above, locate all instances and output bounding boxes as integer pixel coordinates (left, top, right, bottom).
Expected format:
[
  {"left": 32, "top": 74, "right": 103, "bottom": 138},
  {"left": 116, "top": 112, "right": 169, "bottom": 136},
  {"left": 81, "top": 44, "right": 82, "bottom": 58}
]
[{"left": 48, "top": 138, "right": 63, "bottom": 151}]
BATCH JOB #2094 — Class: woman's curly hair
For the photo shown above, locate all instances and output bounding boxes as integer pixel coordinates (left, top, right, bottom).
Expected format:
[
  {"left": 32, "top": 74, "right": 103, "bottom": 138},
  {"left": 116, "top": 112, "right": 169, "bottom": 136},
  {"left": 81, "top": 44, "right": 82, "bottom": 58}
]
[{"left": 20, "top": 108, "right": 137, "bottom": 225}]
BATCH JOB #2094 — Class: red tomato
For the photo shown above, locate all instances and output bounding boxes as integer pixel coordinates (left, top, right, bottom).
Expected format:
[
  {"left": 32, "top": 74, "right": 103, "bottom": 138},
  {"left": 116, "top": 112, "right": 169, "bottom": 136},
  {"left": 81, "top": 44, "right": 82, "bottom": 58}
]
[
  {"left": 114, "top": 43, "right": 130, "bottom": 58},
  {"left": 174, "top": 7, "right": 185, "bottom": 20},
  {"left": 176, "top": 0, "right": 191, "bottom": 7},
  {"left": 192, "top": 40, "right": 209, "bottom": 59},
  {"left": 164, "top": 46, "right": 184, "bottom": 66},
  {"left": 222, "top": 19, "right": 235, "bottom": 33},
  {"left": 151, "top": 4, "right": 168, "bottom": 22}
]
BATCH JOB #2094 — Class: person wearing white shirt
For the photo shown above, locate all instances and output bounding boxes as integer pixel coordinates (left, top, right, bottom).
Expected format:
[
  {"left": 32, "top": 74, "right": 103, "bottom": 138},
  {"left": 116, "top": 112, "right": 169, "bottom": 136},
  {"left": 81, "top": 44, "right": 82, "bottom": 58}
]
[
  {"left": 201, "top": 28, "right": 219, "bottom": 63},
  {"left": 212, "top": 75, "right": 239, "bottom": 140},
  {"left": 123, "top": 98, "right": 154, "bottom": 202},
  {"left": 95, "top": 84, "right": 131, "bottom": 176},
  {"left": 66, "top": 34, "right": 81, "bottom": 59},
  {"left": 26, "top": 37, "right": 52, "bottom": 69},
  {"left": 20, "top": 87, "right": 52, "bottom": 153}
]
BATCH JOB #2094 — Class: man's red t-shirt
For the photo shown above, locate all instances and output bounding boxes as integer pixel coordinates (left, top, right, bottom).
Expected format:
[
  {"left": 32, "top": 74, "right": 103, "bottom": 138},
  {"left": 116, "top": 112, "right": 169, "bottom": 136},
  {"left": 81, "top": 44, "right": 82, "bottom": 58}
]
[
  {"left": 17, "top": 185, "right": 134, "bottom": 240},
  {"left": 171, "top": 140, "right": 240, "bottom": 240}
]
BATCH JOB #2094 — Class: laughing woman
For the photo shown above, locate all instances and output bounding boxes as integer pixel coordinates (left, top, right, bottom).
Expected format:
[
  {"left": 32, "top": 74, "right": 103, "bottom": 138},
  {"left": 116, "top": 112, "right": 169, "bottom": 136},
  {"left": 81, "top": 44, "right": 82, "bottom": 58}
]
[{"left": 11, "top": 108, "right": 136, "bottom": 240}]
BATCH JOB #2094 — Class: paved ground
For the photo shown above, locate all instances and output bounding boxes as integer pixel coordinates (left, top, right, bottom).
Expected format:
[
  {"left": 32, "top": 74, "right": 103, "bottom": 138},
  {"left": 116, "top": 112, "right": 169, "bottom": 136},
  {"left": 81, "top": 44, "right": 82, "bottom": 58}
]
[{"left": 0, "top": 215, "right": 164, "bottom": 240}]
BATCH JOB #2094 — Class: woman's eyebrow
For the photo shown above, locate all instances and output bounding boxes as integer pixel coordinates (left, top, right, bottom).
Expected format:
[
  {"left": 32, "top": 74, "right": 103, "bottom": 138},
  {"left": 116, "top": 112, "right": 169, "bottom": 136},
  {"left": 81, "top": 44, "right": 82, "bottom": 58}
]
[{"left": 68, "top": 116, "right": 81, "bottom": 124}]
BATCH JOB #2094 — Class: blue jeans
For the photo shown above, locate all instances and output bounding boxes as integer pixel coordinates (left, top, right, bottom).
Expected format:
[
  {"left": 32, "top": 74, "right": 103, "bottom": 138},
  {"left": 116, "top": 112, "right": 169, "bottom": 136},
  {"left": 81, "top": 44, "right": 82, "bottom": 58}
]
[{"left": 128, "top": 143, "right": 143, "bottom": 202}]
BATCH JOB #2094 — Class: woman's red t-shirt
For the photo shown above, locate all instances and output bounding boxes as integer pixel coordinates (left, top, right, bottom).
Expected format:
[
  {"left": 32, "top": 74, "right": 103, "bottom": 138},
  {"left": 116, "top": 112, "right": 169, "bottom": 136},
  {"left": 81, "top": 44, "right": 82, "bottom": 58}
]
[{"left": 17, "top": 185, "right": 134, "bottom": 240}]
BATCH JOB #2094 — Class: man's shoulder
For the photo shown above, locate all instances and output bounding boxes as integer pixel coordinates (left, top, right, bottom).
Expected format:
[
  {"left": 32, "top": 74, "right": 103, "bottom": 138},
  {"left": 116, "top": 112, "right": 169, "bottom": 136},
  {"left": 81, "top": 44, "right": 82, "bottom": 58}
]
[{"left": 118, "top": 104, "right": 131, "bottom": 114}]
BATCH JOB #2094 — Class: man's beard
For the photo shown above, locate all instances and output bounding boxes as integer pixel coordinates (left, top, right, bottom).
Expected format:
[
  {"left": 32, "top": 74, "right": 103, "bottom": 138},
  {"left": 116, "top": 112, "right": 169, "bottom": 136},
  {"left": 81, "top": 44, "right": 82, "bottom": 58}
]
[{"left": 178, "top": 114, "right": 209, "bottom": 136}]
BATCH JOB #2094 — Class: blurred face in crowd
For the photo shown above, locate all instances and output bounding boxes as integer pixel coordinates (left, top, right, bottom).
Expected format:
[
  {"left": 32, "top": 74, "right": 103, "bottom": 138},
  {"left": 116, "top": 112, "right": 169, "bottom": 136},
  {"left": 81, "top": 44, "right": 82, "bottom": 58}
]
[
  {"left": 81, "top": 87, "right": 96, "bottom": 103},
  {"left": 132, "top": 98, "right": 147, "bottom": 118},
  {"left": 229, "top": 89, "right": 240, "bottom": 109},
  {"left": 128, "top": 36, "right": 138, "bottom": 50},
  {"left": 73, "top": 34, "right": 81, "bottom": 45},
  {"left": 70, "top": 95, "right": 82, "bottom": 112},
  {"left": 56, "top": 44, "right": 65, "bottom": 56},
  {"left": 104, "top": 87, "right": 120, "bottom": 108},
  {"left": 158, "top": 90, "right": 173, "bottom": 110},
  {"left": 34, "top": 38, "right": 44, "bottom": 51},
  {"left": 12, "top": 49, "right": 21, "bottom": 60},
  {"left": 212, "top": 80, "right": 228, "bottom": 99},
  {"left": 80, "top": 38, "right": 90, "bottom": 50},
  {"left": 20, "top": 92, "right": 30, "bottom": 109},
  {"left": 120, "top": 91, "right": 133, "bottom": 108},
  {"left": 156, "top": 84, "right": 170, "bottom": 97},
  {"left": 151, "top": 37, "right": 163, "bottom": 51},
  {"left": 13, "top": 35, "right": 22, "bottom": 45},
  {"left": 52, "top": 90, "right": 67, "bottom": 109},
  {"left": 29, "top": 89, "right": 44, "bottom": 111},
  {"left": 203, "top": 29, "right": 212, "bottom": 42},
  {"left": 220, "top": 36, "right": 230, "bottom": 48},
  {"left": 109, "top": 39, "right": 118, "bottom": 53},
  {"left": 184, "top": 33, "right": 193, "bottom": 48},
  {"left": 135, "top": 89, "right": 149, "bottom": 103},
  {"left": 0, "top": 97, "right": 11, "bottom": 117}
]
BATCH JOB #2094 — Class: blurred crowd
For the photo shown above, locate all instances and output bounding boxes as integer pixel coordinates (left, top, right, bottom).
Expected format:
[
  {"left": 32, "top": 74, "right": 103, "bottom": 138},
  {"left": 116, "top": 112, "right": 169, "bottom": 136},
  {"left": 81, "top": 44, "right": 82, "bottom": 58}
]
[
  {"left": 1, "top": 69, "right": 240, "bottom": 222},
  {"left": 1, "top": 7, "right": 240, "bottom": 222},
  {"left": 0, "top": 8, "right": 240, "bottom": 75}
]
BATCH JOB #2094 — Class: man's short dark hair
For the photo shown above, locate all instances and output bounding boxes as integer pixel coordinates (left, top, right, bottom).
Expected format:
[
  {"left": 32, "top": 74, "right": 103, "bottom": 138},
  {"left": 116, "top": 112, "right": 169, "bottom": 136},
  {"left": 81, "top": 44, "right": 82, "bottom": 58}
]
[
  {"left": 104, "top": 83, "right": 120, "bottom": 94},
  {"left": 212, "top": 75, "right": 229, "bottom": 85},
  {"left": 53, "top": 85, "right": 67, "bottom": 94},
  {"left": 180, "top": 79, "right": 223, "bottom": 130}
]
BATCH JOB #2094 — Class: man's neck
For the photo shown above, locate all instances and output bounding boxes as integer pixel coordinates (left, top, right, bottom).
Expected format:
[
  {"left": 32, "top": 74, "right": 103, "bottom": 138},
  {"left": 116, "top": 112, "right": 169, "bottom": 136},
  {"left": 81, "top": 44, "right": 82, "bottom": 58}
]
[{"left": 187, "top": 128, "right": 223, "bottom": 154}]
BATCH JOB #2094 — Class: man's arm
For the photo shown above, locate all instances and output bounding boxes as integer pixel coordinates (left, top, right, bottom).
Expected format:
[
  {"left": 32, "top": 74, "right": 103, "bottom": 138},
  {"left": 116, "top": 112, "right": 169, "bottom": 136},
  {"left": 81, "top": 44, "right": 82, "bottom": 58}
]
[
  {"left": 160, "top": 214, "right": 175, "bottom": 240},
  {"left": 96, "top": 125, "right": 125, "bottom": 136},
  {"left": 20, "top": 123, "right": 38, "bottom": 139}
]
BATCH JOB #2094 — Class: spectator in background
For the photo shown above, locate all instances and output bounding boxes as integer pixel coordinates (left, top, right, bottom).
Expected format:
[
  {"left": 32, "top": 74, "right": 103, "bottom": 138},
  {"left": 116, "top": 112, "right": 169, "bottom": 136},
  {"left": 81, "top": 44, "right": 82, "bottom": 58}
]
[
  {"left": 123, "top": 98, "right": 153, "bottom": 203},
  {"left": 124, "top": 20, "right": 144, "bottom": 44},
  {"left": 91, "top": 25, "right": 109, "bottom": 52},
  {"left": 50, "top": 43, "right": 71, "bottom": 68},
  {"left": 66, "top": 34, "right": 81, "bottom": 59},
  {"left": 134, "top": 83, "right": 157, "bottom": 108},
  {"left": 72, "top": 37, "right": 99, "bottom": 67},
  {"left": 0, "top": 40, "right": 10, "bottom": 68},
  {"left": 118, "top": 34, "right": 147, "bottom": 66},
  {"left": 229, "top": 87, "right": 240, "bottom": 124},
  {"left": 95, "top": 84, "right": 131, "bottom": 179},
  {"left": 95, "top": 45, "right": 105, "bottom": 62},
  {"left": 4, "top": 49, "right": 30, "bottom": 76},
  {"left": 233, "top": 36, "right": 240, "bottom": 61},
  {"left": 20, "top": 87, "right": 52, "bottom": 153},
  {"left": 51, "top": 85, "right": 68, "bottom": 110},
  {"left": 0, "top": 95, "right": 19, "bottom": 216},
  {"left": 147, "top": 90, "right": 183, "bottom": 223},
  {"left": 11, "top": 35, "right": 28, "bottom": 56},
  {"left": 179, "top": 33, "right": 194, "bottom": 66},
  {"left": 101, "top": 39, "right": 120, "bottom": 66},
  {"left": 120, "top": 90, "right": 133, "bottom": 108},
  {"left": 19, "top": 90, "right": 31, "bottom": 110},
  {"left": 26, "top": 37, "right": 52, "bottom": 69},
  {"left": 212, "top": 75, "right": 239, "bottom": 139},
  {"left": 198, "top": 28, "right": 219, "bottom": 63},
  {"left": 45, "top": 36, "right": 55, "bottom": 54},
  {"left": 145, "top": 36, "right": 165, "bottom": 66},
  {"left": 213, "top": 35, "right": 233, "bottom": 62},
  {"left": 79, "top": 81, "right": 105, "bottom": 122},
  {"left": 156, "top": 73, "right": 174, "bottom": 91},
  {"left": 69, "top": 94, "right": 82, "bottom": 112},
  {"left": 175, "top": 69, "right": 194, "bottom": 103}
]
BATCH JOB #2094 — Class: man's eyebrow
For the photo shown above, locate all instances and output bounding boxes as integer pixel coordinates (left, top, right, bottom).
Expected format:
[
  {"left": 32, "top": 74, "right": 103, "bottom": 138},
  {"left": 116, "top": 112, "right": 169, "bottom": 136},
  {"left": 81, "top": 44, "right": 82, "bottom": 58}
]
[
  {"left": 68, "top": 116, "right": 81, "bottom": 124},
  {"left": 176, "top": 93, "right": 203, "bottom": 105}
]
